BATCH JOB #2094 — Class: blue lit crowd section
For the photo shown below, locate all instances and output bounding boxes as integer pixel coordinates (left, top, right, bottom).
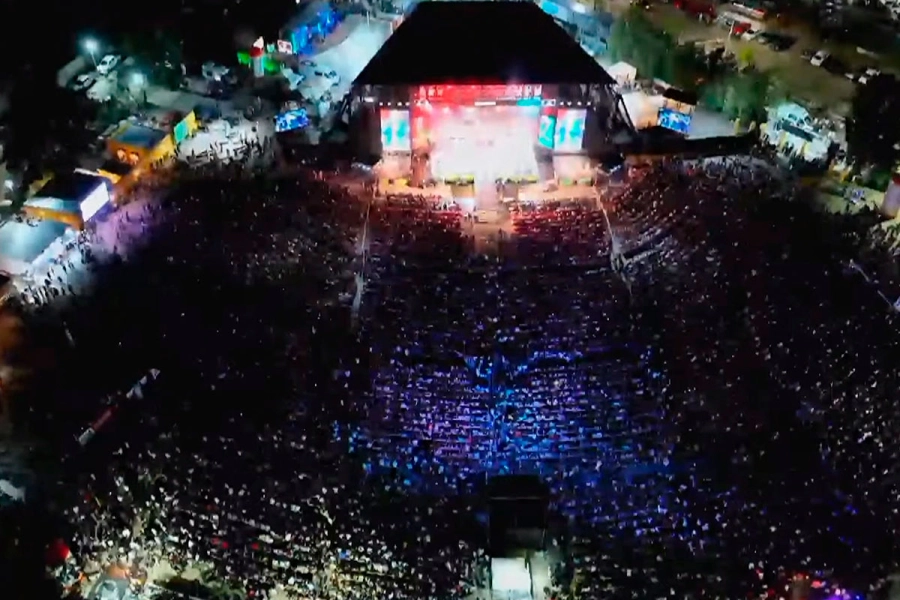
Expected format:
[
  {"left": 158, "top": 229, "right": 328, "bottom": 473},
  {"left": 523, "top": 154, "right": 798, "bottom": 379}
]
[{"left": 344, "top": 259, "right": 694, "bottom": 536}]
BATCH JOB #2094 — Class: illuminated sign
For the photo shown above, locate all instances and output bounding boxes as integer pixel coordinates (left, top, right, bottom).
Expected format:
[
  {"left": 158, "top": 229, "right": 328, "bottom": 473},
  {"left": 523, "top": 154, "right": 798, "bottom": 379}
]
[
  {"left": 658, "top": 108, "right": 692, "bottom": 134},
  {"left": 414, "top": 84, "right": 543, "bottom": 104},
  {"left": 79, "top": 183, "right": 111, "bottom": 222},
  {"left": 252, "top": 36, "right": 265, "bottom": 49},
  {"left": 276, "top": 39, "right": 294, "bottom": 54},
  {"left": 174, "top": 120, "right": 190, "bottom": 144},
  {"left": 380, "top": 109, "right": 411, "bottom": 151},
  {"left": 275, "top": 109, "right": 310, "bottom": 133}
]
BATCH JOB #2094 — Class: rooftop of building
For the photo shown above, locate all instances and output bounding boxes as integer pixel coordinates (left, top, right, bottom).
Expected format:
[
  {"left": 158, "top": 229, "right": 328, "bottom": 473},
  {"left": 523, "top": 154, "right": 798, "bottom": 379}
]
[
  {"left": 354, "top": 1, "right": 614, "bottom": 86},
  {"left": 0, "top": 219, "right": 70, "bottom": 265},
  {"left": 110, "top": 123, "right": 169, "bottom": 150},
  {"left": 29, "top": 171, "right": 106, "bottom": 204}
]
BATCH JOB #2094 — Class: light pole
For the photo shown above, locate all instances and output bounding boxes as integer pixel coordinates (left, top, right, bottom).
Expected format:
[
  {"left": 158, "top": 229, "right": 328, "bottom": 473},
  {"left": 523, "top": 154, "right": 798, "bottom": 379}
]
[
  {"left": 84, "top": 38, "right": 99, "bottom": 67},
  {"left": 131, "top": 72, "right": 147, "bottom": 106}
]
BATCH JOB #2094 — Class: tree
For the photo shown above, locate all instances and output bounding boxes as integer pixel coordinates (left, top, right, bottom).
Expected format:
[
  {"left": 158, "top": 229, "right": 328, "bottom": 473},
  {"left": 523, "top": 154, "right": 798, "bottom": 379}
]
[
  {"left": 846, "top": 74, "right": 900, "bottom": 170},
  {"left": 737, "top": 46, "right": 755, "bottom": 70},
  {"left": 607, "top": 15, "right": 632, "bottom": 63},
  {"left": 715, "top": 68, "right": 771, "bottom": 123},
  {"left": 120, "top": 29, "right": 184, "bottom": 89},
  {"left": 607, "top": 8, "right": 702, "bottom": 88},
  {"left": 608, "top": 7, "right": 675, "bottom": 79},
  {"left": 670, "top": 44, "right": 704, "bottom": 90},
  {"left": 0, "top": 69, "right": 98, "bottom": 191}
]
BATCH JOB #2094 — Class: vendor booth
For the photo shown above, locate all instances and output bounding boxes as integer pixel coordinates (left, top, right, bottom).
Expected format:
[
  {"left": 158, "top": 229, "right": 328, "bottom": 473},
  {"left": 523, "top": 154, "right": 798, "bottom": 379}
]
[
  {"left": 24, "top": 171, "right": 112, "bottom": 230},
  {"left": 607, "top": 62, "right": 637, "bottom": 88},
  {"left": 103, "top": 113, "right": 197, "bottom": 195},
  {"left": 107, "top": 123, "right": 174, "bottom": 167}
]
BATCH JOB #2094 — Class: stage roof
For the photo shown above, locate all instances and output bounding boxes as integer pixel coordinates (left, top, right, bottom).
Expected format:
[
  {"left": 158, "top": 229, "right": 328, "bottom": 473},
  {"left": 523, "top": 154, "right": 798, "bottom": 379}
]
[{"left": 354, "top": 1, "right": 614, "bottom": 86}]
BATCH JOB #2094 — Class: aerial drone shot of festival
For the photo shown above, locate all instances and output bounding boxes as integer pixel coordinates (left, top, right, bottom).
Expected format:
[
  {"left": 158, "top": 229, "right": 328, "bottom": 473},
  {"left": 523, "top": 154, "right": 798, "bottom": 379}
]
[{"left": 4, "top": 0, "right": 900, "bottom": 599}]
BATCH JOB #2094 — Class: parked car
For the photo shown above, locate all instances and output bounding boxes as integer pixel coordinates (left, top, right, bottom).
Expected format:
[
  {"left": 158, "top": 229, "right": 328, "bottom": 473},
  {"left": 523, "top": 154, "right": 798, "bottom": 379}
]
[
  {"left": 202, "top": 61, "right": 230, "bottom": 82},
  {"left": 758, "top": 31, "right": 795, "bottom": 51},
  {"left": 72, "top": 72, "right": 97, "bottom": 91},
  {"left": 857, "top": 67, "right": 882, "bottom": 85},
  {"left": 810, "top": 50, "right": 830, "bottom": 66},
  {"left": 86, "top": 81, "right": 112, "bottom": 102},
  {"left": 96, "top": 54, "right": 121, "bottom": 75}
]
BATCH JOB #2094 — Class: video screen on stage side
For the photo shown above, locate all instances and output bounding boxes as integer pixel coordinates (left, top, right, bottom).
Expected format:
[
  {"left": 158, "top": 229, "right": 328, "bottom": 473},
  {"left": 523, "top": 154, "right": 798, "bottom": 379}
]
[
  {"left": 658, "top": 108, "right": 692, "bottom": 134},
  {"left": 380, "top": 109, "right": 411, "bottom": 151},
  {"left": 275, "top": 109, "right": 310, "bottom": 133},
  {"left": 554, "top": 109, "right": 586, "bottom": 152},
  {"left": 538, "top": 114, "right": 557, "bottom": 149}
]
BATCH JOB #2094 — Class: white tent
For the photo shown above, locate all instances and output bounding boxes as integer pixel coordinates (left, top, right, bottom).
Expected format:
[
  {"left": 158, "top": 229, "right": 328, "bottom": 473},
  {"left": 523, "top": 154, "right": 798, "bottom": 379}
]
[{"left": 607, "top": 61, "right": 638, "bottom": 86}]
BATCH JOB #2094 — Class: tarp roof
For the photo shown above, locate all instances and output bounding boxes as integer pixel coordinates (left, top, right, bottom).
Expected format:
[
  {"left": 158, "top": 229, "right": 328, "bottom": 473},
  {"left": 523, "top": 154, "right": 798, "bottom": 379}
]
[
  {"left": 0, "top": 219, "right": 69, "bottom": 270},
  {"left": 354, "top": 1, "right": 614, "bottom": 85},
  {"left": 110, "top": 123, "right": 168, "bottom": 150}
]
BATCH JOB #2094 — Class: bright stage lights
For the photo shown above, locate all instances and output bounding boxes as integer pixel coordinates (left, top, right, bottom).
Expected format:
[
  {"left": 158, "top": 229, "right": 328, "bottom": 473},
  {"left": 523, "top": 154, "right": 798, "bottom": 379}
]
[
  {"left": 79, "top": 183, "right": 111, "bottom": 222},
  {"left": 83, "top": 38, "right": 99, "bottom": 66}
]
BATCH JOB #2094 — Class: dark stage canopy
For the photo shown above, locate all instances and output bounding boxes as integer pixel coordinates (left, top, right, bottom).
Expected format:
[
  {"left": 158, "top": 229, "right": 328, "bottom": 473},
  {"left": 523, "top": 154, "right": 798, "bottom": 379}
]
[{"left": 354, "top": 1, "right": 614, "bottom": 86}]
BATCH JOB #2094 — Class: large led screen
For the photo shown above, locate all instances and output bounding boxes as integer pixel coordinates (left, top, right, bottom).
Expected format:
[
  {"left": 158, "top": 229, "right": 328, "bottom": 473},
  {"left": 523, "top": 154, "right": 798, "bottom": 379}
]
[
  {"left": 554, "top": 109, "right": 586, "bottom": 152},
  {"left": 658, "top": 108, "right": 692, "bottom": 135},
  {"left": 275, "top": 109, "right": 310, "bottom": 134},
  {"left": 80, "top": 182, "right": 111, "bottom": 222},
  {"left": 538, "top": 105, "right": 558, "bottom": 149},
  {"left": 380, "top": 109, "right": 411, "bottom": 152}
]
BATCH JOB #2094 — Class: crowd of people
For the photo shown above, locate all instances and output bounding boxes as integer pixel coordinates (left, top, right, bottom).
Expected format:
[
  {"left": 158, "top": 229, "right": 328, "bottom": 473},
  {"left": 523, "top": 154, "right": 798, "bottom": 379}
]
[{"left": 4, "top": 151, "right": 900, "bottom": 600}]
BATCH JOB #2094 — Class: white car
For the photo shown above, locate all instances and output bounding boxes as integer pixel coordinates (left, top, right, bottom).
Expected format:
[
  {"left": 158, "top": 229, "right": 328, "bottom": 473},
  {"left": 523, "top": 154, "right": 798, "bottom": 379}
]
[
  {"left": 72, "top": 72, "right": 97, "bottom": 91},
  {"left": 810, "top": 50, "right": 830, "bottom": 66},
  {"left": 96, "top": 54, "right": 121, "bottom": 75},
  {"left": 857, "top": 67, "right": 882, "bottom": 85}
]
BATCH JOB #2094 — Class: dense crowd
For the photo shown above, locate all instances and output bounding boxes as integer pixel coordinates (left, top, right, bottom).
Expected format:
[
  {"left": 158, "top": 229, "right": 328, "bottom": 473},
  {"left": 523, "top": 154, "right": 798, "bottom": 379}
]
[{"left": 4, "top": 153, "right": 900, "bottom": 600}]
